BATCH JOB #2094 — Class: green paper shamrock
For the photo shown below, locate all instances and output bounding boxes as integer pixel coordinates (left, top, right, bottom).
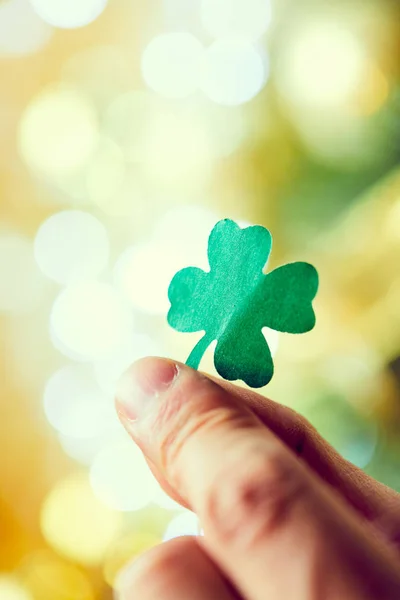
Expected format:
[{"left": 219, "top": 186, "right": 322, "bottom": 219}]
[{"left": 167, "top": 219, "right": 318, "bottom": 388}]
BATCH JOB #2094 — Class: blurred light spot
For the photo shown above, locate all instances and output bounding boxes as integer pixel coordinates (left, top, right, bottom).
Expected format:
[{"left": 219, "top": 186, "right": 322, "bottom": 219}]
[
  {"left": 141, "top": 112, "right": 213, "bottom": 186},
  {"left": 93, "top": 334, "right": 161, "bottom": 395},
  {"left": 105, "top": 532, "right": 161, "bottom": 588},
  {"left": 201, "top": 0, "right": 271, "bottom": 41},
  {"left": 18, "top": 551, "right": 94, "bottom": 600},
  {"left": 104, "top": 91, "right": 161, "bottom": 163},
  {"left": 163, "top": 511, "right": 200, "bottom": 541},
  {"left": 163, "top": 0, "right": 202, "bottom": 30},
  {"left": 43, "top": 365, "right": 116, "bottom": 438},
  {"left": 94, "top": 170, "right": 146, "bottom": 217},
  {"left": 386, "top": 200, "right": 400, "bottom": 241},
  {"left": 34, "top": 210, "right": 109, "bottom": 285},
  {"left": 291, "top": 109, "right": 388, "bottom": 169},
  {"left": 58, "top": 430, "right": 122, "bottom": 466},
  {"left": 262, "top": 327, "right": 279, "bottom": 357},
  {"left": 154, "top": 205, "right": 217, "bottom": 256},
  {"left": 49, "top": 325, "right": 89, "bottom": 363},
  {"left": 201, "top": 39, "right": 267, "bottom": 106},
  {"left": 277, "top": 21, "right": 368, "bottom": 110},
  {"left": 106, "top": 91, "right": 244, "bottom": 178},
  {"left": 0, "top": 233, "right": 45, "bottom": 313},
  {"left": 90, "top": 440, "right": 160, "bottom": 511},
  {"left": 114, "top": 241, "right": 186, "bottom": 315},
  {"left": 86, "top": 138, "right": 126, "bottom": 211},
  {"left": 342, "top": 434, "right": 377, "bottom": 469},
  {"left": 141, "top": 33, "right": 204, "bottom": 99},
  {"left": 49, "top": 165, "right": 89, "bottom": 204},
  {"left": 322, "top": 351, "right": 382, "bottom": 400},
  {"left": 62, "top": 45, "right": 131, "bottom": 108},
  {"left": 152, "top": 487, "right": 182, "bottom": 511},
  {"left": 29, "top": 0, "right": 108, "bottom": 29},
  {"left": 41, "top": 472, "right": 121, "bottom": 565},
  {"left": 0, "top": 576, "right": 32, "bottom": 600},
  {"left": 355, "top": 64, "right": 389, "bottom": 116},
  {"left": 50, "top": 282, "right": 133, "bottom": 360},
  {"left": 199, "top": 103, "right": 247, "bottom": 157},
  {"left": 115, "top": 206, "right": 217, "bottom": 314},
  {"left": 18, "top": 87, "right": 98, "bottom": 178},
  {"left": 237, "top": 219, "right": 253, "bottom": 228},
  {"left": 0, "top": 0, "right": 53, "bottom": 55}
]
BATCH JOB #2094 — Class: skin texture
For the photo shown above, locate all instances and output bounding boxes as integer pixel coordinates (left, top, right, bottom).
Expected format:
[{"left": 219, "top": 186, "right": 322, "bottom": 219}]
[{"left": 114, "top": 357, "right": 400, "bottom": 600}]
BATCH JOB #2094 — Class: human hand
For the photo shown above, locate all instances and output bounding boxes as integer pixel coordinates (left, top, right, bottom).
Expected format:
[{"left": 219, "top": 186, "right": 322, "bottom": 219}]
[{"left": 115, "top": 357, "right": 400, "bottom": 599}]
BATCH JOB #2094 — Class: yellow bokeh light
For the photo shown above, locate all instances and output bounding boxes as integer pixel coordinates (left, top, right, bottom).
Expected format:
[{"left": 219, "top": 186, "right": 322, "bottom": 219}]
[
  {"left": 18, "top": 86, "right": 98, "bottom": 178},
  {"left": 114, "top": 241, "right": 183, "bottom": 315},
  {"left": 86, "top": 137, "right": 126, "bottom": 210},
  {"left": 386, "top": 199, "right": 400, "bottom": 242},
  {"left": 141, "top": 33, "right": 204, "bottom": 99},
  {"left": 29, "top": 0, "right": 108, "bottom": 29},
  {"left": 115, "top": 205, "right": 218, "bottom": 315},
  {"left": 154, "top": 205, "right": 218, "bottom": 253},
  {"left": 354, "top": 64, "right": 389, "bottom": 116},
  {"left": 197, "top": 102, "right": 247, "bottom": 158},
  {"left": 291, "top": 108, "right": 386, "bottom": 169},
  {"left": 92, "top": 170, "right": 146, "bottom": 217},
  {"left": 18, "top": 551, "right": 94, "bottom": 600},
  {"left": 41, "top": 472, "right": 122, "bottom": 566},
  {"left": 104, "top": 90, "right": 161, "bottom": 163},
  {"left": 201, "top": 0, "right": 272, "bottom": 41},
  {"left": 277, "top": 20, "right": 368, "bottom": 110},
  {"left": 141, "top": 111, "right": 213, "bottom": 186},
  {"left": 0, "top": 576, "right": 32, "bottom": 600}
]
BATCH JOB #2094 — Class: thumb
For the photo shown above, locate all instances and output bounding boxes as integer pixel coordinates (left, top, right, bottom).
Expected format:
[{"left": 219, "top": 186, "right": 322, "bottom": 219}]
[{"left": 116, "top": 358, "right": 400, "bottom": 600}]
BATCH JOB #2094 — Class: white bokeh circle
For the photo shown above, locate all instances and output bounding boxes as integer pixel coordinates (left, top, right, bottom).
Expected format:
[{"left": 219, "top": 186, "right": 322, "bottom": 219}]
[
  {"left": 43, "top": 365, "right": 116, "bottom": 438},
  {"left": 29, "top": 0, "right": 108, "bottom": 29},
  {"left": 34, "top": 210, "right": 109, "bottom": 285},
  {"left": 0, "top": 0, "right": 53, "bottom": 56},
  {"left": 201, "top": 39, "right": 267, "bottom": 106},
  {"left": 50, "top": 282, "right": 133, "bottom": 360},
  {"left": 141, "top": 33, "right": 204, "bottom": 99},
  {"left": 90, "top": 440, "right": 160, "bottom": 511},
  {"left": 201, "top": 0, "right": 272, "bottom": 41}
]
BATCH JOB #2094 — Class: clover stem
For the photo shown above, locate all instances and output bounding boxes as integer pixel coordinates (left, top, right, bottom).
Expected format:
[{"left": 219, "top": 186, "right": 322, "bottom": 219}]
[{"left": 186, "top": 332, "right": 213, "bottom": 370}]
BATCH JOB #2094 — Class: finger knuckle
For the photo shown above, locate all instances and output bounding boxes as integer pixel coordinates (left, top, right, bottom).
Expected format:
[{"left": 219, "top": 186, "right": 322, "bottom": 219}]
[{"left": 205, "top": 446, "right": 306, "bottom": 549}]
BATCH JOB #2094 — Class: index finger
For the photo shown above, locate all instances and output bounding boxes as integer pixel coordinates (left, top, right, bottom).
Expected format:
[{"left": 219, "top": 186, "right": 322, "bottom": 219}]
[
  {"left": 119, "top": 362, "right": 400, "bottom": 534},
  {"left": 116, "top": 358, "right": 400, "bottom": 600}
]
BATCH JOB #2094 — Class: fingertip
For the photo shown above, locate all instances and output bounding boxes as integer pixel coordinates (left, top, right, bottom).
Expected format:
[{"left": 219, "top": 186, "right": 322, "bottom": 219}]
[{"left": 115, "top": 356, "right": 179, "bottom": 422}]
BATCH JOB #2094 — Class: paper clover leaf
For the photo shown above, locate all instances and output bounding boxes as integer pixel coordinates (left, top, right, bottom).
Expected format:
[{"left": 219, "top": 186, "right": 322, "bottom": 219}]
[{"left": 167, "top": 219, "right": 318, "bottom": 388}]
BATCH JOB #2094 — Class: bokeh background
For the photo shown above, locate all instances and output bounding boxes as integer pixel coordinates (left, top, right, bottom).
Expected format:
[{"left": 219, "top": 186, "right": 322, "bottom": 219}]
[{"left": 1, "top": 0, "right": 400, "bottom": 597}]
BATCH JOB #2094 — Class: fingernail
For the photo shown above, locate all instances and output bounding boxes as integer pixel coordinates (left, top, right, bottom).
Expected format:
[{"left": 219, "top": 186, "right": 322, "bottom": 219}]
[{"left": 116, "top": 357, "right": 178, "bottom": 422}]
